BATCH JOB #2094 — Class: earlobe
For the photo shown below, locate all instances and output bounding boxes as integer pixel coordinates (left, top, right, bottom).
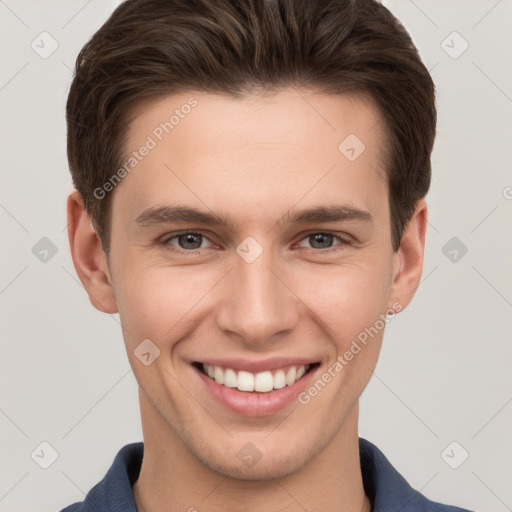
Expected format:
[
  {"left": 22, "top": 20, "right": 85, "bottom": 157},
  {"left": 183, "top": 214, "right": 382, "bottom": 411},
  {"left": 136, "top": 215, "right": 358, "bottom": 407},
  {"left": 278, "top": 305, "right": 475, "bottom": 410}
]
[
  {"left": 388, "top": 199, "right": 428, "bottom": 311},
  {"left": 66, "top": 190, "right": 118, "bottom": 314}
]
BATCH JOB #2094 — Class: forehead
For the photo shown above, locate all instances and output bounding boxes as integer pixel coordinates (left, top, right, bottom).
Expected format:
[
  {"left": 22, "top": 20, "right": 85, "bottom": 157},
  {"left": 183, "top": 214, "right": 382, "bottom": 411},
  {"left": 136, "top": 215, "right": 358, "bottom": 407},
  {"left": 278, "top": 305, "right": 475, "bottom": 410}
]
[
  {"left": 126, "top": 88, "right": 384, "bottom": 155},
  {"left": 114, "top": 88, "right": 388, "bottom": 224}
]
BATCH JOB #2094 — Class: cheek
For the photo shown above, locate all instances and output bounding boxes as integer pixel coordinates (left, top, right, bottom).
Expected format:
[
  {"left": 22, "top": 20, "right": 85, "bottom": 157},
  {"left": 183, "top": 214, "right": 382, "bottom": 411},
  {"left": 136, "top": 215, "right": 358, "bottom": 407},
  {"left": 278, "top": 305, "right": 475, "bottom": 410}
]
[
  {"left": 114, "top": 266, "right": 210, "bottom": 350},
  {"left": 296, "top": 260, "right": 392, "bottom": 343},
  {"left": 114, "top": 246, "right": 393, "bottom": 359},
  {"left": 114, "top": 257, "right": 242, "bottom": 370}
]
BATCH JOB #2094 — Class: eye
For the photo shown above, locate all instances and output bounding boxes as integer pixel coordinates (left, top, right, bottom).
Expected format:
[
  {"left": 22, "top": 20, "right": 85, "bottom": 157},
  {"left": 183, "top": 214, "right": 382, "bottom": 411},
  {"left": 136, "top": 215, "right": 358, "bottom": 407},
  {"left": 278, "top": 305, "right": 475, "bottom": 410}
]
[
  {"left": 158, "top": 230, "right": 352, "bottom": 255},
  {"left": 296, "top": 232, "right": 351, "bottom": 251},
  {"left": 160, "top": 231, "right": 214, "bottom": 252}
]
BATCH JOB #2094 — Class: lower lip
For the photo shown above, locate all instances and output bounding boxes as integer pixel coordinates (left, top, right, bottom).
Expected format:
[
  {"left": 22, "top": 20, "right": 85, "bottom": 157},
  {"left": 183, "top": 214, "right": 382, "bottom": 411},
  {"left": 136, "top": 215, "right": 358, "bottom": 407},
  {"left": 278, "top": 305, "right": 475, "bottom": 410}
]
[{"left": 193, "top": 363, "right": 320, "bottom": 417}]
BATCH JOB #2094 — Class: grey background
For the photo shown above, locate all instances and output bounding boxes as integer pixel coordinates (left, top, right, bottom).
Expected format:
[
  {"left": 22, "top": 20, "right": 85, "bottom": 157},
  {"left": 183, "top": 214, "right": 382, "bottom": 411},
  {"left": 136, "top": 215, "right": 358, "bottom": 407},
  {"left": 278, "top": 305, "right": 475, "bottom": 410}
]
[{"left": 0, "top": 1, "right": 511, "bottom": 511}]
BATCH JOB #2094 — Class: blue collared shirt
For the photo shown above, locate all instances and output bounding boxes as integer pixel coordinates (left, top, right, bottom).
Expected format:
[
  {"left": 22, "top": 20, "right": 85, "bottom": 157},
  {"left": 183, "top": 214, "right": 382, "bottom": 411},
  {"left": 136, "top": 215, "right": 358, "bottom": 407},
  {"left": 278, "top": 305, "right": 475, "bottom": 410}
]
[{"left": 60, "top": 438, "right": 474, "bottom": 511}]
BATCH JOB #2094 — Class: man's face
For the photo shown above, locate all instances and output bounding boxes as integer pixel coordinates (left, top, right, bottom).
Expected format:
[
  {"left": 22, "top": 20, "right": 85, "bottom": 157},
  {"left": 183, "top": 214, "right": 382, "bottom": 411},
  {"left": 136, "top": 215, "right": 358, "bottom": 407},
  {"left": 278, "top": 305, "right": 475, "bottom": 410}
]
[{"left": 103, "top": 89, "right": 406, "bottom": 479}]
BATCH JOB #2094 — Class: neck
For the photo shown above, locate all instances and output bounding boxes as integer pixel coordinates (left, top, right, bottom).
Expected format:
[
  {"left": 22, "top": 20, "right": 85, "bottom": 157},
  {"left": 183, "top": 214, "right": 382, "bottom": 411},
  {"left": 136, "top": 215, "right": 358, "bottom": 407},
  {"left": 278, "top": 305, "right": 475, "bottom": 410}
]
[{"left": 133, "top": 391, "right": 370, "bottom": 512}]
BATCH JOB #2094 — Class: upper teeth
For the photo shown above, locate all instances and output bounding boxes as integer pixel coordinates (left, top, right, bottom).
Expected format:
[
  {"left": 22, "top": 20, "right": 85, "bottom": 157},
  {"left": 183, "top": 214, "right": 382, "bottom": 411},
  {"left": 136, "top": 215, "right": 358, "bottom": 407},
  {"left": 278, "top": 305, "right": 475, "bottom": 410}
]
[{"left": 202, "top": 363, "right": 310, "bottom": 393}]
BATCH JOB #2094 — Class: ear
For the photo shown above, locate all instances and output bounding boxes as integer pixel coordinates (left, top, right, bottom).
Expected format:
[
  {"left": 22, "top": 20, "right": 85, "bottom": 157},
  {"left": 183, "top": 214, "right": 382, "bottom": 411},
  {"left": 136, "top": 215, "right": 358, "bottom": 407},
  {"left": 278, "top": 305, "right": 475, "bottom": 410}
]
[
  {"left": 66, "top": 190, "right": 118, "bottom": 314},
  {"left": 388, "top": 198, "right": 428, "bottom": 311}
]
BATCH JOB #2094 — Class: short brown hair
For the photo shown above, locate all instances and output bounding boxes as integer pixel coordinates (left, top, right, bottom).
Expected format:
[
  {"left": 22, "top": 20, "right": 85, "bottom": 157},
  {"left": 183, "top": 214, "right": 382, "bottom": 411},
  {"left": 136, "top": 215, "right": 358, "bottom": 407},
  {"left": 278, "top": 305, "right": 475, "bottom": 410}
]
[{"left": 66, "top": 0, "right": 436, "bottom": 256}]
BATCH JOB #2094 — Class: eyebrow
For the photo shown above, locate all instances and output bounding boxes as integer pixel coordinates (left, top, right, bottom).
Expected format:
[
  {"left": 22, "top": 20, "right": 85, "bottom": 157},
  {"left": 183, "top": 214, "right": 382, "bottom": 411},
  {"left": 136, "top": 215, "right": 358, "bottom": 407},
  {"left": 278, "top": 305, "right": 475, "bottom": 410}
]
[{"left": 134, "top": 204, "right": 372, "bottom": 230}]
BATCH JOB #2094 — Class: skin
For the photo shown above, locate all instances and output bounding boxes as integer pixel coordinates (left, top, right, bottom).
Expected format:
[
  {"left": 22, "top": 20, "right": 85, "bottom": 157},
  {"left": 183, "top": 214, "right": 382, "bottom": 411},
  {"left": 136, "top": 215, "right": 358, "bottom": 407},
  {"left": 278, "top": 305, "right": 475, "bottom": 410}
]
[{"left": 67, "top": 88, "right": 427, "bottom": 512}]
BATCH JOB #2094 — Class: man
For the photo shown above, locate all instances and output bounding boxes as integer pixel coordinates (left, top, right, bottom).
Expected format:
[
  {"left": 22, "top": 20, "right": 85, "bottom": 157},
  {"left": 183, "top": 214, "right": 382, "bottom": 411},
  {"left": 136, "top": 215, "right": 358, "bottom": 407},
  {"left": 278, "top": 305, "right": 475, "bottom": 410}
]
[{"left": 62, "top": 0, "right": 474, "bottom": 510}]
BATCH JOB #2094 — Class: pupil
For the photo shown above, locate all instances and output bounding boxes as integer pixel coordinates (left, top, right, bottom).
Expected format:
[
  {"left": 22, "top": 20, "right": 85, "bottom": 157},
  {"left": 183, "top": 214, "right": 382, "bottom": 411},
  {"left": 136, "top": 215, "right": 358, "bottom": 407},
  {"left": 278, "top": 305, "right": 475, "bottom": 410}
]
[
  {"left": 179, "top": 233, "right": 202, "bottom": 249},
  {"left": 310, "top": 233, "right": 333, "bottom": 249}
]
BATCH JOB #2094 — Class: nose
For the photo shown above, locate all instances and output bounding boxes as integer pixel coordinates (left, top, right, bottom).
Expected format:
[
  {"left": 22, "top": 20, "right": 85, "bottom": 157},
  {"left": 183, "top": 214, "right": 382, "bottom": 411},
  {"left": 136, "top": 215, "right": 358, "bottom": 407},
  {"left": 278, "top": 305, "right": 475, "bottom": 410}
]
[{"left": 214, "top": 243, "right": 301, "bottom": 347}]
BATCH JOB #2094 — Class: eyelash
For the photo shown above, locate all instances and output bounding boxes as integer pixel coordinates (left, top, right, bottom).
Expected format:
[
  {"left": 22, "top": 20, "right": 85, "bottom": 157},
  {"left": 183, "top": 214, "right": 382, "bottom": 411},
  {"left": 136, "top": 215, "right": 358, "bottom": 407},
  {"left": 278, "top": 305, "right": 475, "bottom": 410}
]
[{"left": 158, "top": 230, "right": 353, "bottom": 255}]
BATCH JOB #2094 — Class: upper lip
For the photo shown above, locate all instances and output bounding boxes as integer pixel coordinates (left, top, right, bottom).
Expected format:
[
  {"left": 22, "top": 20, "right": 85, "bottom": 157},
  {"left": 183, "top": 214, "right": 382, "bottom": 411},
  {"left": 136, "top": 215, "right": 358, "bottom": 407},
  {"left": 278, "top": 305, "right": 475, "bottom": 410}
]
[{"left": 194, "top": 357, "right": 319, "bottom": 374}]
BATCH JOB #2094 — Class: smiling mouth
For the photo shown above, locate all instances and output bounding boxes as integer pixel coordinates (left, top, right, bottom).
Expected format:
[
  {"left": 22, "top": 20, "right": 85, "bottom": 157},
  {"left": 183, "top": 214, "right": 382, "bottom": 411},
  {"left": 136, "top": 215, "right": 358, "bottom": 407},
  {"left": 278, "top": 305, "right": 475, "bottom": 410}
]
[{"left": 193, "top": 361, "right": 320, "bottom": 393}]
